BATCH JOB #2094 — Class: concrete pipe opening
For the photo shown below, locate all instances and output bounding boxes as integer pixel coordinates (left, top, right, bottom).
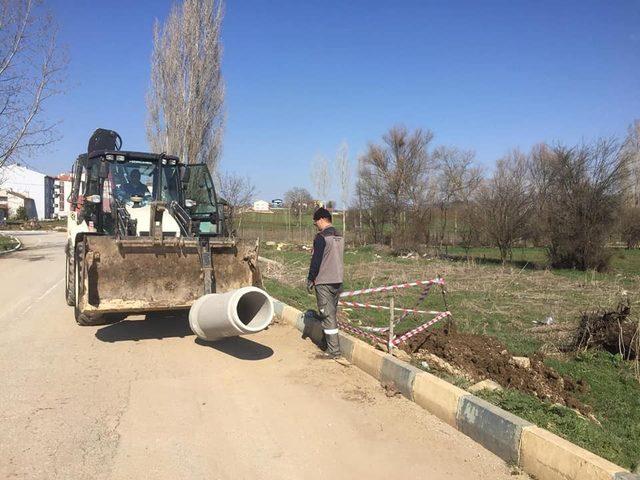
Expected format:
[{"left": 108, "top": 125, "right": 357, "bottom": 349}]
[{"left": 189, "top": 286, "right": 274, "bottom": 341}]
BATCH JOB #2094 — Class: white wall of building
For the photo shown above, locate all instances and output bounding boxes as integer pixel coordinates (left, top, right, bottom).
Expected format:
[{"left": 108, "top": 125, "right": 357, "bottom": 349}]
[
  {"left": 0, "top": 189, "right": 33, "bottom": 219},
  {"left": 252, "top": 200, "right": 270, "bottom": 212},
  {"left": 0, "top": 164, "right": 49, "bottom": 219}
]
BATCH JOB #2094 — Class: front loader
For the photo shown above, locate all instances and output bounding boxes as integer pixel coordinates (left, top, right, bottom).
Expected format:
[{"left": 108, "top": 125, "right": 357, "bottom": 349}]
[{"left": 65, "top": 129, "right": 271, "bottom": 339}]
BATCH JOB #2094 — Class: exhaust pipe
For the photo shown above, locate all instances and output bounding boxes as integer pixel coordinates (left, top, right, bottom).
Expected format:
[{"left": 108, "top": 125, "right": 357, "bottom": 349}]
[{"left": 189, "top": 286, "right": 274, "bottom": 341}]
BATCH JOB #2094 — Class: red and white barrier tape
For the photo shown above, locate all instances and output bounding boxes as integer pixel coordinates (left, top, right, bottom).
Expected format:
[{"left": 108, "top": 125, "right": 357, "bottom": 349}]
[
  {"left": 360, "top": 325, "right": 391, "bottom": 333},
  {"left": 395, "top": 284, "right": 434, "bottom": 324},
  {"left": 337, "top": 311, "right": 450, "bottom": 346},
  {"left": 340, "top": 278, "right": 444, "bottom": 298},
  {"left": 338, "top": 320, "right": 386, "bottom": 344},
  {"left": 391, "top": 311, "right": 451, "bottom": 345},
  {"left": 336, "top": 276, "right": 450, "bottom": 346},
  {"left": 338, "top": 300, "right": 443, "bottom": 316}
]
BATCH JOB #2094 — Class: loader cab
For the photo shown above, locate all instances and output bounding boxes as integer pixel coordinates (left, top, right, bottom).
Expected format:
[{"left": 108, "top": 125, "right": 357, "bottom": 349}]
[
  {"left": 182, "top": 163, "right": 225, "bottom": 236},
  {"left": 68, "top": 151, "right": 226, "bottom": 238},
  {"left": 108, "top": 157, "right": 181, "bottom": 207}
]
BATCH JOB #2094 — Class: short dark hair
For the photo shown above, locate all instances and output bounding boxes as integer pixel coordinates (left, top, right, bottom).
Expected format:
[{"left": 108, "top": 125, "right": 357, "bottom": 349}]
[{"left": 313, "top": 207, "right": 331, "bottom": 222}]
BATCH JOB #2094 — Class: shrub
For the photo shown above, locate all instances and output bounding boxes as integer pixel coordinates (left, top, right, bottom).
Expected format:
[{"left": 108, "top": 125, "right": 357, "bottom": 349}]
[
  {"left": 620, "top": 206, "right": 640, "bottom": 249},
  {"left": 13, "top": 206, "right": 27, "bottom": 221},
  {"left": 531, "top": 140, "right": 626, "bottom": 271}
]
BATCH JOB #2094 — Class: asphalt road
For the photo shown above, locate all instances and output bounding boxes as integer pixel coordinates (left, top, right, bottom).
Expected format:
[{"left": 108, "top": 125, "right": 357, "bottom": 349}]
[{"left": 0, "top": 231, "right": 525, "bottom": 480}]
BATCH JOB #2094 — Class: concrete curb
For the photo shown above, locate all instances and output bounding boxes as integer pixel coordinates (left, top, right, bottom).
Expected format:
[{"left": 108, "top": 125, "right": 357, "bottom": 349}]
[
  {"left": 273, "top": 299, "right": 639, "bottom": 480},
  {"left": 0, "top": 233, "right": 22, "bottom": 255},
  {"left": 520, "top": 426, "right": 632, "bottom": 480},
  {"left": 457, "top": 395, "right": 532, "bottom": 465}
]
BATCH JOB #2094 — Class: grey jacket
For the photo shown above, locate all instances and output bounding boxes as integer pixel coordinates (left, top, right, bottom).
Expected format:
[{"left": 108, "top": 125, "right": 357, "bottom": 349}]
[{"left": 308, "top": 226, "right": 344, "bottom": 285}]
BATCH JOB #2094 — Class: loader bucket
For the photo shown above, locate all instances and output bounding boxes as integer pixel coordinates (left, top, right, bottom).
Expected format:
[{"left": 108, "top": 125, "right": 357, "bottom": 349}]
[{"left": 75, "top": 235, "right": 260, "bottom": 317}]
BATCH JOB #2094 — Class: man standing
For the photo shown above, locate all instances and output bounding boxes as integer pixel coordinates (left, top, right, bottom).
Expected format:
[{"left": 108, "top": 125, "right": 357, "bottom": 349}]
[{"left": 307, "top": 207, "right": 345, "bottom": 360}]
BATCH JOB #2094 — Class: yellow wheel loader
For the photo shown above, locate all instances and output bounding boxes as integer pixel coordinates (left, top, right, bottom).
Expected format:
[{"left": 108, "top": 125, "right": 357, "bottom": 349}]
[{"left": 64, "top": 129, "right": 270, "bottom": 339}]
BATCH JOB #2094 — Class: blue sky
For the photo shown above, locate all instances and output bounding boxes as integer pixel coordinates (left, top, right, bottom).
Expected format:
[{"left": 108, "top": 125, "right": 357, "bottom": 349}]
[{"left": 36, "top": 0, "right": 640, "bottom": 202}]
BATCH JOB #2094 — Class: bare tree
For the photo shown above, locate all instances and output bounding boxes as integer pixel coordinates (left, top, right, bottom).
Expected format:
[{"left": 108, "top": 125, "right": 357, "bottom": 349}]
[
  {"left": 457, "top": 197, "right": 483, "bottom": 255},
  {"left": 357, "top": 125, "right": 434, "bottom": 247},
  {"left": 0, "top": 0, "right": 66, "bottom": 169},
  {"left": 622, "top": 120, "right": 640, "bottom": 207},
  {"left": 433, "top": 146, "right": 481, "bottom": 250},
  {"left": 477, "top": 150, "right": 533, "bottom": 263},
  {"left": 284, "top": 187, "right": 313, "bottom": 224},
  {"left": 219, "top": 171, "right": 256, "bottom": 233},
  {"left": 146, "top": 0, "right": 224, "bottom": 173},
  {"left": 311, "top": 153, "right": 330, "bottom": 203},
  {"left": 335, "top": 140, "right": 350, "bottom": 237},
  {"left": 219, "top": 172, "right": 255, "bottom": 207},
  {"left": 532, "top": 140, "right": 628, "bottom": 270},
  {"left": 356, "top": 155, "right": 390, "bottom": 244},
  {"left": 620, "top": 206, "right": 640, "bottom": 249},
  {"left": 618, "top": 121, "right": 640, "bottom": 249}
]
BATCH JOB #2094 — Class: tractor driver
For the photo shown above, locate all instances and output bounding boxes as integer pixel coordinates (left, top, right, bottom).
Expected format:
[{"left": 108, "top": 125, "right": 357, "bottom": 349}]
[{"left": 123, "top": 169, "right": 149, "bottom": 197}]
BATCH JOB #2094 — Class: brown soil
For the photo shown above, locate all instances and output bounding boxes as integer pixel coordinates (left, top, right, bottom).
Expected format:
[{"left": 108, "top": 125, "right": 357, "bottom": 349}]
[{"left": 403, "top": 329, "right": 591, "bottom": 415}]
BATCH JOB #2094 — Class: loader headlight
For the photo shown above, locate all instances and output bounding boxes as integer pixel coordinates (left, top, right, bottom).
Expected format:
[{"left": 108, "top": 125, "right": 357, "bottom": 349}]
[
  {"left": 105, "top": 154, "right": 114, "bottom": 161},
  {"left": 87, "top": 195, "right": 101, "bottom": 203},
  {"left": 185, "top": 199, "right": 197, "bottom": 208},
  {"left": 116, "top": 155, "right": 125, "bottom": 162}
]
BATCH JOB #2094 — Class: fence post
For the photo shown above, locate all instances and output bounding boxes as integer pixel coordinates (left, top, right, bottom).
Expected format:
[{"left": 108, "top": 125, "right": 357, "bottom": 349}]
[{"left": 388, "top": 296, "right": 394, "bottom": 353}]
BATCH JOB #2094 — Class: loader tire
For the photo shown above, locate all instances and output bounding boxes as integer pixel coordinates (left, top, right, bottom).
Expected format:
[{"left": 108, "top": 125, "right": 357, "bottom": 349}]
[
  {"left": 73, "top": 241, "right": 125, "bottom": 326},
  {"left": 74, "top": 240, "right": 103, "bottom": 326},
  {"left": 75, "top": 311, "right": 125, "bottom": 326},
  {"left": 65, "top": 247, "right": 75, "bottom": 306}
]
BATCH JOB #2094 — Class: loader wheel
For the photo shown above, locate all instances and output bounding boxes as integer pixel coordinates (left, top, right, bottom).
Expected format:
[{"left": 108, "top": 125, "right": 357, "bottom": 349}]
[
  {"left": 73, "top": 241, "right": 125, "bottom": 326},
  {"left": 76, "top": 311, "right": 123, "bottom": 326},
  {"left": 74, "top": 240, "right": 105, "bottom": 326},
  {"left": 65, "top": 247, "right": 75, "bottom": 306}
]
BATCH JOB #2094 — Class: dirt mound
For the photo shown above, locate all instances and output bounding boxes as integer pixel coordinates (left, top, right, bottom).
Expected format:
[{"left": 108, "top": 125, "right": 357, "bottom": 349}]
[{"left": 403, "top": 330, "right": 591, "bottom": 415}]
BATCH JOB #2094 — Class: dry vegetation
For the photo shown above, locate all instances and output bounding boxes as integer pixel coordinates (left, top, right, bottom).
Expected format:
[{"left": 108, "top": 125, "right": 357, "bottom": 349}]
[{"left": 263, "top": 244, "right": 638, "bottom": 352}]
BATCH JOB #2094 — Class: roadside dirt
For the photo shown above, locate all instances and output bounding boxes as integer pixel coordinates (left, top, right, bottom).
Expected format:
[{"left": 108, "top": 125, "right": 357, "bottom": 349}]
[{"left": 403, "top": 329, "right": 591, "bottom": 415}]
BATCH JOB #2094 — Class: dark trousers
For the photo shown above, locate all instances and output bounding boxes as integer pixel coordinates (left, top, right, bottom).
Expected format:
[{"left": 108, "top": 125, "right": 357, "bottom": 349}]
[{"left": 314, "top": 283, "right": 342, "bottom": 356}]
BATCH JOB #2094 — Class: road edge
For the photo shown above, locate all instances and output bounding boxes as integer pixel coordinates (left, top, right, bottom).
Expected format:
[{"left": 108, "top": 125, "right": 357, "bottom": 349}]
[
  {"left": 272, "top": 299, "right": 639, "bottom": 480},
  {"left": 0, "top": 233, "right": 22, "bottom": 255}
]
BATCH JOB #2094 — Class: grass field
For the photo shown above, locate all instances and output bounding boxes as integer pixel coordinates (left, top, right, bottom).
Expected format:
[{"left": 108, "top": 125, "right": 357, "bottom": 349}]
[
  {"left": 444, "top": 245, "right": 640, "bottom": 279},
  {"left": 236, "top": 210, "right": 344, "bottom": 243},
  {"left": 260, "top": 242, "right": 640, "bottom": 470}
]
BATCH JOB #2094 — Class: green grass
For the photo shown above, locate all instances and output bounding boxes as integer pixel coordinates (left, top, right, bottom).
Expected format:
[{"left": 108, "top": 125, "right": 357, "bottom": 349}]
[
  {"left": 445, "top": 245, "right": 548, "bottom": 264},
  {"left": 0, "top": 235, "right": 18, "bottom": 251},
  {"left": 445, "top": 245, "right": 640, "bottom": 278},
  {"left": 479, "top": 352, "right": 640, "bottom": 470},
  {"left": 240, "top": 210, "right": 309, "bottom": 228},
  {"left": 240, "top": 209, "right": 344, "bottom": 227},
  {"left": 263, "top": 277, "right": 316, "bottom": 312}
]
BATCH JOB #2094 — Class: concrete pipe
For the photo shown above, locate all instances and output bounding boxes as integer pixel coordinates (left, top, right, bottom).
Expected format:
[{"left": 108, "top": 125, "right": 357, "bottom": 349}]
[{"left": 189, "top": 286, "right": 274, "bottom": 341}]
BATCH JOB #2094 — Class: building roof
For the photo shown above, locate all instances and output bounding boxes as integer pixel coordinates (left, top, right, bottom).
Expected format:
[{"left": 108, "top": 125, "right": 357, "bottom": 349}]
[
  {"left": 1, "top": 162, "right": 52, "bottom": 177},
  {"left": 0, "top": 189, "right": 31, "bottom": 200}
]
